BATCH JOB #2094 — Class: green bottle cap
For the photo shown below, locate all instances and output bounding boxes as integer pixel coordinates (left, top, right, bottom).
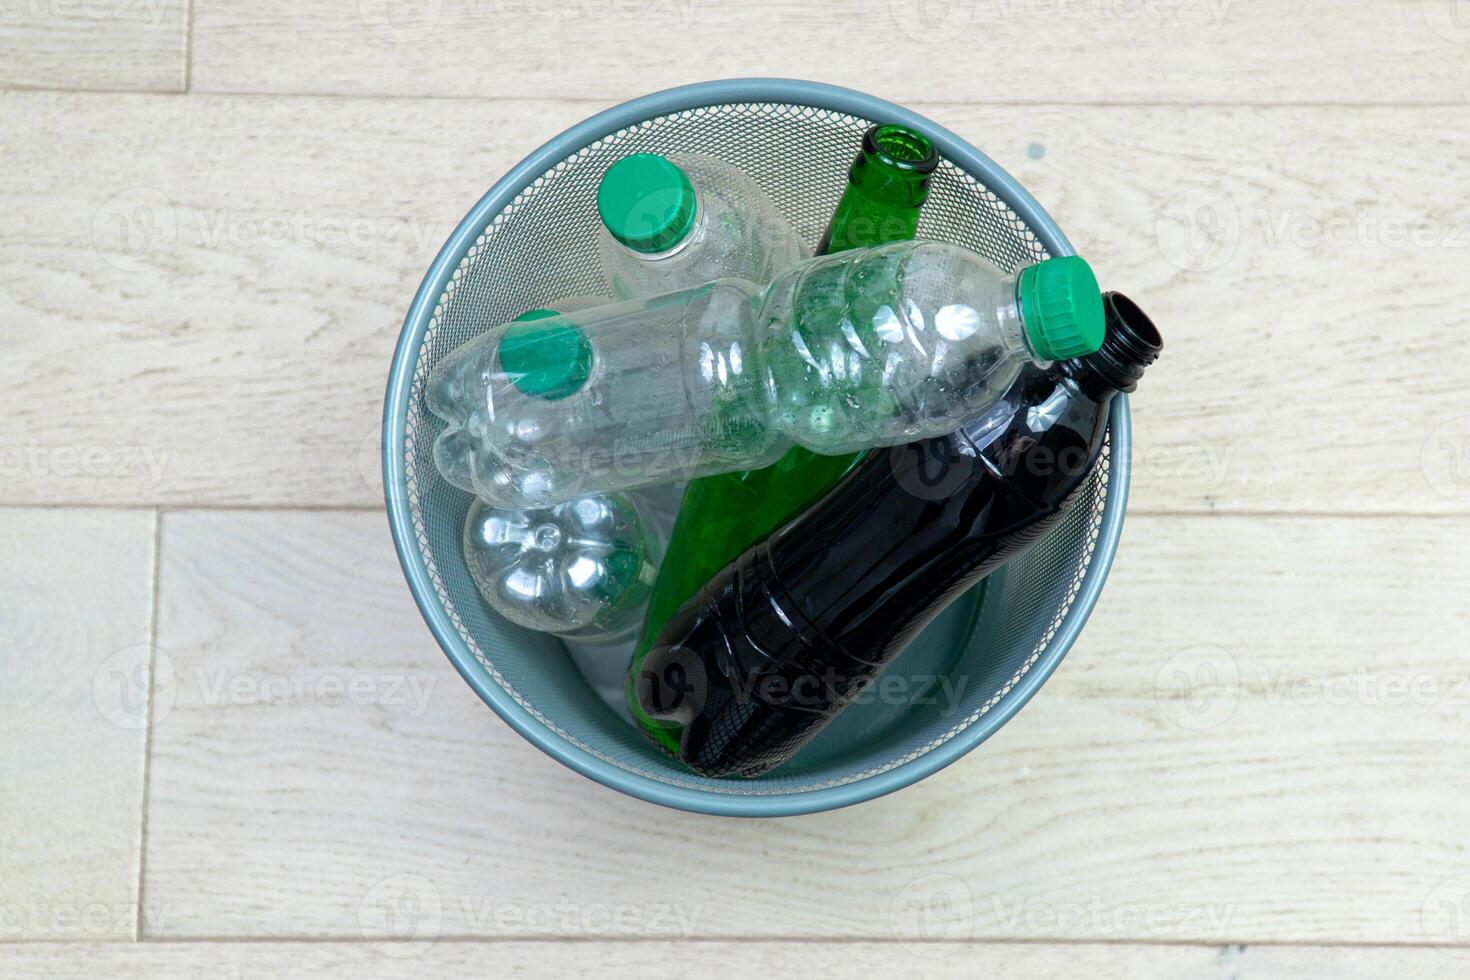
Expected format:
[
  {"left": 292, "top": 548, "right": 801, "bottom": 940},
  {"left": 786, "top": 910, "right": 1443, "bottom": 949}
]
[
  {"left": 1016, "top": 256, "right": 1106, "bottom": 361},
  {"left": 498, "top": 309, "right": 593, "bottom": 401},
  {"left": 597, "top": 153, "right": 697, "bottom": 254}
]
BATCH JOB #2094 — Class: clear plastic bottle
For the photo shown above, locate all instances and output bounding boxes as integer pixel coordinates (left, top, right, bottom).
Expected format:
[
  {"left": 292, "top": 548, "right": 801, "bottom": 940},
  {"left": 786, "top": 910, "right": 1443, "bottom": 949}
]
[
  {"left": 595, "top": 152, "right": 806, "bottom": 299},
  {"left": 463, "top": 492, "right": 658, "bottom": 643},
  {"left": 427, "top": 241, "right": 1105, "bottom": 510},
  {"left": 458, "top": 302, "right": 668, "bottom": 644}
]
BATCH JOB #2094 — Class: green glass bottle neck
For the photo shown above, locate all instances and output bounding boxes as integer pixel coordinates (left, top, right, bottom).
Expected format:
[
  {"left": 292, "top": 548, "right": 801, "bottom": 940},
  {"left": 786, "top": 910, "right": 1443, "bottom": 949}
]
[
  {"left": 819, "top": 124, "right": 939, "bottom": 255},
  {"left": 848, "top": 124, "right": 939, "bottom": 209}
]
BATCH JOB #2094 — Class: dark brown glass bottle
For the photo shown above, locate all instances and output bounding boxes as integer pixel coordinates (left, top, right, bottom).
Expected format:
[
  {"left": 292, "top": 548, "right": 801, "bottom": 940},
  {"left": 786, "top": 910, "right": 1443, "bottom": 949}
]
[{"left": 634, "top": 292, "right": 1162, "bottom": 777}]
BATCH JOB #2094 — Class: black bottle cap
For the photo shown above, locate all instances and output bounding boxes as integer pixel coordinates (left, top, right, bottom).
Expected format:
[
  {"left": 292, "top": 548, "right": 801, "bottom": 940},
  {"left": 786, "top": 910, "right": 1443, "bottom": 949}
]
[{"left": 1066, "top": 291, "right": 1163, "bottom": 394}]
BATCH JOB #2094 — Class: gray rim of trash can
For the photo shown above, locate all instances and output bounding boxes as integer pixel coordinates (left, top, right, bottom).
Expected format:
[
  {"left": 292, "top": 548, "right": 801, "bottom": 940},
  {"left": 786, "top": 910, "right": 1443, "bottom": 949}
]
[{"left": 383, "top": 78, "right": 1132, "bottom": 817}]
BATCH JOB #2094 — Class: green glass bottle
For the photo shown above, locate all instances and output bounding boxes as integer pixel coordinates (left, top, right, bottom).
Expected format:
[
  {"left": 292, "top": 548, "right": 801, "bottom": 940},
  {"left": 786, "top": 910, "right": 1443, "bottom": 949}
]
[{"left": 626, "top": 124, "right": 940, "bottom": 752}]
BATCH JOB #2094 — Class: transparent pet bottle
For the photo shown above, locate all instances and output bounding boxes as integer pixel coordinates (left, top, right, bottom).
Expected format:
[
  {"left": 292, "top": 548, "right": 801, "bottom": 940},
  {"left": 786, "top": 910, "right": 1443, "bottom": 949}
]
[
  {"left": 428, "top": 242, "right": 1105, "bottom": 509},
  {"left": 595, "top": 152, "right": 806, "bottom": 299},
  {"left": 463, "top": 492, "right": 659, "bottom": 643},
  {"left": 459, "top": 302, "right": 665, "bottom": 644}
]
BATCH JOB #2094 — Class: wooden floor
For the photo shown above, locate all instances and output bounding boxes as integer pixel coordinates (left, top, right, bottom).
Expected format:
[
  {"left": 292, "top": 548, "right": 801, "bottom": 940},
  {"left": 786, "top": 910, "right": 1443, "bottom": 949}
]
[{"left": 4, "top": 2, "right": 1470, "bottom": 976}]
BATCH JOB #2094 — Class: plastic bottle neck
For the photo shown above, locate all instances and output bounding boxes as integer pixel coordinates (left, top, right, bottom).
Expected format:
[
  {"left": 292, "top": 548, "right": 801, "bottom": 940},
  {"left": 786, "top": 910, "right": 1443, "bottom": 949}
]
[
  {"left": 1060, "top": 291, "right": 1163, "bottom": 399},
  {"left": 997, "top": 277, "right": 1035, "bottom": 360}
]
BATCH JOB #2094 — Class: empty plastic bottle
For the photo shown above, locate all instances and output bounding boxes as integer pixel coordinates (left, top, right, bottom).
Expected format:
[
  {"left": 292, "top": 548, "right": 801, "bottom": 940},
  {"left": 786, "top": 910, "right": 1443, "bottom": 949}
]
[
  {"left": 632, "top": 291, "right": 1162, "bottom": 777},
  {"left": 427, "top": 241, "right": 1105, "bottom": 510},
  {"left": 460, "top": 303, "right": 665, "bottom": 644},
  {"left": 627, "top": 124, "right": 941, "bottom": 748},
  {"left": 596, "top": 152, "right": 806, "bottom": 299},
  {"left": 463, "top": 491, "right": 658, "bottom": 643}
]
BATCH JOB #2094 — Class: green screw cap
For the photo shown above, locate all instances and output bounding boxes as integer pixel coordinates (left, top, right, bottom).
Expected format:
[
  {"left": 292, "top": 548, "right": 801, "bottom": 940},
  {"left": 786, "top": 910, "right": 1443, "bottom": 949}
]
[
  {"left": 597, "top": 153, "right": 697, "bottom": 254},
  {"left": 1016, "top": 256, "right": 1106, "bottom": 361},
  {"left": 499, "top": 309, "right": 593, "bottom": 401}
]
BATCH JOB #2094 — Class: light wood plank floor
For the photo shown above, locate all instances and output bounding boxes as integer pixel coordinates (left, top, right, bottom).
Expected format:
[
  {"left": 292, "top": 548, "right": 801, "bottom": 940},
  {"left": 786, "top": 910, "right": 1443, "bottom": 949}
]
[{"left": 3, "top": 3, "right": 1469, "bottom": 976}]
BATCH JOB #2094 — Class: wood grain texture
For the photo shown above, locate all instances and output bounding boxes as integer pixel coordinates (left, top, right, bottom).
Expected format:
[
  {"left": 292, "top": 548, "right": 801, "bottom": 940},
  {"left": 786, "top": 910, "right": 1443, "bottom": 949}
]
[
  {"left": 0, "top": 0, "right": 186, "bottom": 92},
  {"left": 186, "top": 0, "right": 1470, "bottom": 104},
  {"left": 140, "top": 509, "right": 1470, "bottom": 944},
  {"left": 0, "top": 509, "right": 156, "bottom": 940},
  {"left": 0, "top": 91, "right": 582, "bottom": 509},
  {"left": 6, "top": 940, "right": 1465, "bottom": 979},
  {"left": 3, "top": 0, "right": 1463, "bottom": 963},
  {"left": 4, "top": 91, "right": 1469, "bottom": 513}
]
